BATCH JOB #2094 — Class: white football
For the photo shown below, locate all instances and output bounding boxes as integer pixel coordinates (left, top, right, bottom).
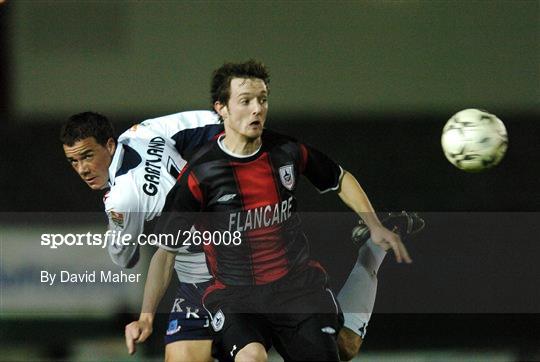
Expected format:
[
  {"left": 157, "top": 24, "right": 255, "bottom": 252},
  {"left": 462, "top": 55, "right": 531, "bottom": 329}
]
[{"left": 441, "top": 109, "right": 508, "bottom": 172}]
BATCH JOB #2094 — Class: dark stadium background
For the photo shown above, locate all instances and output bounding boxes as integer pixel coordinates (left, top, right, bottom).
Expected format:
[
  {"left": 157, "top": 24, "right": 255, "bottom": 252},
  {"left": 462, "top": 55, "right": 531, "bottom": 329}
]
[{"left": 0, "top": 1, "right": 538, "bottom": 361}]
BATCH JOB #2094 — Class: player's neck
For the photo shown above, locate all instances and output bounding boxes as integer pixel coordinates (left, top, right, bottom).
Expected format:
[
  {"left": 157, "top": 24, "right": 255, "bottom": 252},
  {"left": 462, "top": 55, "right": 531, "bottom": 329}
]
[{"left": 221, "top": 134, "right": 262, "bottom": 156}]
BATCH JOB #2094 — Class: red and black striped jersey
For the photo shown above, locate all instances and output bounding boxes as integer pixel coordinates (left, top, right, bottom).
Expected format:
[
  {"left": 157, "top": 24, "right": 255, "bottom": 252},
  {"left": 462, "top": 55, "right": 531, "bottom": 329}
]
[{"left": 159, "top": 129, "right": 343, "bottom": 287}]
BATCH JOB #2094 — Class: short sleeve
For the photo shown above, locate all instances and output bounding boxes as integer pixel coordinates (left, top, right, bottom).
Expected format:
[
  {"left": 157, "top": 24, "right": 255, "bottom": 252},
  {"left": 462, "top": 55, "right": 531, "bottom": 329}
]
[
  {"left": 299, "top": 143, "right": 344, "bottom": 193},
  {"left": 104, "top": 179, "right": 144, "bottom": 268}
]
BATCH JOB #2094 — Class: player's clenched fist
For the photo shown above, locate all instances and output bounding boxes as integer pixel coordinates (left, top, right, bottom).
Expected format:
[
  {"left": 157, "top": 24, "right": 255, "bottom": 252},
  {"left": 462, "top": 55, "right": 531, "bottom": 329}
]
[{"left": 125, "top": 319, "right": 153, "bottom": 355}]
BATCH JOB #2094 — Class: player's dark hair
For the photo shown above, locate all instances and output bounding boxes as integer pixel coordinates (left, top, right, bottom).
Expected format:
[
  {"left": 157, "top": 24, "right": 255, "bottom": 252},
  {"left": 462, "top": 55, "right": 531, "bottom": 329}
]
[
  {"left": 211, "top": 59, "right": 270, "bottom": 120},
  {"left": 60, "top": 112, "right": 115, "bottom": 146}
]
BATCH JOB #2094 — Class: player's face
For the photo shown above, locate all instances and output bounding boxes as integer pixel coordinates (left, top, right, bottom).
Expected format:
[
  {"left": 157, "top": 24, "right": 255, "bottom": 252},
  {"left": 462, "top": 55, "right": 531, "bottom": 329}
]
[
  {"left": 215, "top": 77, "right": 268, "bottom": 141},
  {"left": 63, "top": 137, "right": 115, "bottom": 190}
]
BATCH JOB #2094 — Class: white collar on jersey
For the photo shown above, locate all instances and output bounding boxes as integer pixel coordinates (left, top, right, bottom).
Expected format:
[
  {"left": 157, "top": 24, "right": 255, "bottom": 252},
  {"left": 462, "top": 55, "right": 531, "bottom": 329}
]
[{"left": 217, "top": 134, "right": 261, "bottom": 158}]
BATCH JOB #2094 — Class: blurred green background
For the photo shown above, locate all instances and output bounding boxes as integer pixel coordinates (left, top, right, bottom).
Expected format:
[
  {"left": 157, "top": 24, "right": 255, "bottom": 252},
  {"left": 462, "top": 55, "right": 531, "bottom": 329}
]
[{"left": 6, "top": 0, "right": 539, "bottom": 119}]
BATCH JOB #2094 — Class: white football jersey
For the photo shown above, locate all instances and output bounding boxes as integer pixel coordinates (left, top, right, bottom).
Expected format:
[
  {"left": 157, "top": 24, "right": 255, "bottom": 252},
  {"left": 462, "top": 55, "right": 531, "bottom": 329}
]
[{"left": 104, "top": 110, "right": 221, "bottom": 283}]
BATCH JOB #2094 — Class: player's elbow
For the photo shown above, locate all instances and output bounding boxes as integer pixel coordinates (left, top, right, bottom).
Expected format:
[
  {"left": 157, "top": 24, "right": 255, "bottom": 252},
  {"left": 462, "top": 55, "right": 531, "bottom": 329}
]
[
  {"left": 124, "top": 250, "right": 140, "bottom": 268},
  {"left": 110, "top": 247, "right": 140, "bottom": 269}
]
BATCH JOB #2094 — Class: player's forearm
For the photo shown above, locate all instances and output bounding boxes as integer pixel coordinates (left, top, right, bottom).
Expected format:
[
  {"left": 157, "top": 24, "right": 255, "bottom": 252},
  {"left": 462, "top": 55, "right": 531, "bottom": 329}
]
[
  {"left": 139, "top": 248, "right": 175, "bottom": 323},
  {"left": 337, "top": 170, "right": 383, "bottom": 230}
]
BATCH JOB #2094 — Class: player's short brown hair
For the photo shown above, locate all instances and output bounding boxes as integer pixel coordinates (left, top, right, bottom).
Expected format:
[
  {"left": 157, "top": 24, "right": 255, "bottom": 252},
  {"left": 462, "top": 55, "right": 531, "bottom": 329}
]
[
  {"left": 211, "top": 59, "right": 270, "bottom": 113},
  {"left": 60, "top": 112, "right": 115, "bottom": 147}
]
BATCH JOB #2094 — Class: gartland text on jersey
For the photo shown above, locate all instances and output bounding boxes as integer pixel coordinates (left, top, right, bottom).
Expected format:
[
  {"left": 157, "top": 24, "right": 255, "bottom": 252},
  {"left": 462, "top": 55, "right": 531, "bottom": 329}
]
[{"left": 40, "top": 270, "right": 141, "bottom": 286}]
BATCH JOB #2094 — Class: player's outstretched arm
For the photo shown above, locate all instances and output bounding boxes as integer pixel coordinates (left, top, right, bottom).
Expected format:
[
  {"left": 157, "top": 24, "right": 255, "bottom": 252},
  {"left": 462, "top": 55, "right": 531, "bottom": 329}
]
[
  {"left": 125, "top": 247, "right": 176, "bottom": 355},
  {"left": 337, "top": 170, "right": 412, "bottom": 263}
]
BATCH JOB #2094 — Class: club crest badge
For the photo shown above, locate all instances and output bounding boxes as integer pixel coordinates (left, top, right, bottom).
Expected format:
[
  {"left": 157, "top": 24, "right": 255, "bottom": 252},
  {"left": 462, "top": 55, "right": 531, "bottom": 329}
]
[
  {"left": 211, "top": 309, "right": 225, "bottom": 332},
  {"left": 279, "top": 164, "right": 295, "bottom": 190},
  {"left": 109, "top": 211, "right": 124, "bottom": 228},
  {"left": 166, "top": 319, "right": 181, "bottom": 335}
]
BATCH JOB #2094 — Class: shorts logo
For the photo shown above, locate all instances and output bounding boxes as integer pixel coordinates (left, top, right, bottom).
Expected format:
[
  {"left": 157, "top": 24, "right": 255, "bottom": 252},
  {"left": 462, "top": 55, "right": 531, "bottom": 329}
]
[
  {"left": 279, "top": 164, "right": 295, "bottom": 190},
  {"left": 171, "top": 298, "right": 185, "bottom": 313},
  {"left": 211, "top": 309, "right": 225, "bottom": 332},
  {"left": 109, "top": 211, "right": 124, "bottom": 228},
  {"left": 166, "top": 319, "right": 181, "bottom": 335},
  {"left": 186, "top": 306, "right": 200, "bottom": 319},
  {"left": 321, "top": 326, "right": 336, "bottom": 334}
]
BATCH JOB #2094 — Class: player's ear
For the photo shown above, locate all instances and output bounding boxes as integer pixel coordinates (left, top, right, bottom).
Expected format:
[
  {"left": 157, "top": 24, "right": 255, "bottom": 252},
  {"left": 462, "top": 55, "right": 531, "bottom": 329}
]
[
  {"left": 105, "top": 138, "right": 116, "bottom": 156},
  {"left": 214, "top": 101, "right": 228, "bottom": 120}
]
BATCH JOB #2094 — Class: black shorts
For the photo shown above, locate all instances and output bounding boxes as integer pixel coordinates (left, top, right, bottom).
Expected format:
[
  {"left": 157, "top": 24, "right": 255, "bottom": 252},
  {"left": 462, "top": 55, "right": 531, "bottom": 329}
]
[
  {"left": 205, "top": 264, "right": 343, "bottom": 361},
  {"left": 164, "top": 280, "right": 213, "bottom": 345}
]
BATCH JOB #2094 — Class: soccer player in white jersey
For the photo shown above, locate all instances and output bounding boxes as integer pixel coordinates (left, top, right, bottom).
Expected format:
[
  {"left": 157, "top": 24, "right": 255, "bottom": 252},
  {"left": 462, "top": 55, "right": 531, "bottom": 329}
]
[{"left": 61, "top": 110, "right": 222, "bottom": 362}]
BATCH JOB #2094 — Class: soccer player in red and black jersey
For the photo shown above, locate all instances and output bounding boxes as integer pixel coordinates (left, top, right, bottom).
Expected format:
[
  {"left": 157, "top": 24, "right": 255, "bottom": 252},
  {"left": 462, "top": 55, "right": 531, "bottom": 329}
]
[{"left": 156, "top": 60, "right": 411, "bottom": 362}]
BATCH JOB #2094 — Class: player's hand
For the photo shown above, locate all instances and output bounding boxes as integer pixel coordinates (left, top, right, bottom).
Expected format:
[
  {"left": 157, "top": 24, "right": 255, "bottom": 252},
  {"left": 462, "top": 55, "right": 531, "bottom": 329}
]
[
  {"left": 125, "top": 318, "right": 153, "bottom": 355},
  {"left": 369, "top": 225, "right": 412, "bottom": 264}
]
